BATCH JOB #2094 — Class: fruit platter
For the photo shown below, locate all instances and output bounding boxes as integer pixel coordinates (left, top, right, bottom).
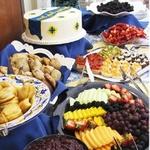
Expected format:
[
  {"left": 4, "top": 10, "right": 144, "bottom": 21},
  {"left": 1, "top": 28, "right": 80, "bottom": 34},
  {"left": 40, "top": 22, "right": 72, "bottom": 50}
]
[
  {"left": 60, "top": 81, "right": 149, "bottom": 150},
  {"left": 101, "top": 23, "right": 146, "bottom": 46},
  {"left": 75, "top": 45, "right": 149, "bottom": 82}
]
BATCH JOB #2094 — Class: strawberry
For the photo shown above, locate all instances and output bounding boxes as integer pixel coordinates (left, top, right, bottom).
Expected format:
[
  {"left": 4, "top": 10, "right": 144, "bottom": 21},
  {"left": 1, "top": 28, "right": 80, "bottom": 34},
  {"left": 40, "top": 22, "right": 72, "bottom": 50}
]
[
  {"left": 104, "top": 83, "right": 112, "bottom": 89},
  {"left": 76, "top": 120, "right": 88, "bottom": 131},
  {"left": 109, "top": 95, "right": 118, "bottom": 102},
  {"left": 121, "top": 88, "right": 128, "bottom": 94},
  {"left": 125, "top": 92, "right": 133, "bottom": 100},
  {"left": 103, "top": 31, "right": 109, "bottom": 38},
  {"left": 129, "top": 99, "right": 135, "bottom": 104},
  {"left": 111, "top": 84, "right": 121, "bottom": 92},
  {"left": 122, "top": 94, "right": 130, "bottom": 103},
  {"left": 64, "top": 120, "right": 76, "bottom": 130}
]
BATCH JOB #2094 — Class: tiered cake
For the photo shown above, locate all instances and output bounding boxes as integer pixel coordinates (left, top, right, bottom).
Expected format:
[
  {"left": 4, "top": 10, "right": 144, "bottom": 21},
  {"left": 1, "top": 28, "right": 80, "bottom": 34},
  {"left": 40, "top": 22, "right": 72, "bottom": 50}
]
[{"left": 23, "top": 7, "right": 86, "bottom": 45}]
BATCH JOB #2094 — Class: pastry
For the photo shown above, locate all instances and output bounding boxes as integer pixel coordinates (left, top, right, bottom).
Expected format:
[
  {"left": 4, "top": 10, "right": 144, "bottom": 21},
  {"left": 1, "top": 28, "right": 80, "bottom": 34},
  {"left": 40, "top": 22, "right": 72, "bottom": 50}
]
[
  {"left": 42, "top": 57, "right": 50, "bottom": 65},
  {"left": 0, "top": 113, "right": 8, "bottom": 124},
  {"left": 1, "top": 103, "right": 22, "bottom": 121},
  {"left": 0, "top": 81, "right": 11, "bottom": 88},
  {"left": 45, "top": 73, "right": 56, "bottom": 88},
  {"left": 19, "top": 98, "right": 31, "bottom": 113},
  {"left": 10, "top": 53, "right": 62, "bottom": 90},
  {"left": 32, "top": 68, "right": 45, "bottom": 80},
  {"left": 28, "top": 56, "right": 43, "bottom": 70},
  {"left": 49, "top": 58, "right": 62, "bottom": 70},
  {"left": 0, "top": 87, "right": 16, "bottom": 104},
  {"left": 43, "top": 65, "right": 54, "bottom": 74},
  {"left": 17, "top": 84, "right": 35, "bottom": 101},
  {"left": 10, "top": 53, "right": 30, "bottom": 72},
  {"left": 0, "top": 81, "right": 35, "bottom": 124},
  {"left": 0, "top": 97, "right": 19, "bottom": 110},
  {"left": 51, "top": 69, "right": 61, "bottom": 81},
  {"left": 0, "top": 66, "right": 8, "bottom": 75}
]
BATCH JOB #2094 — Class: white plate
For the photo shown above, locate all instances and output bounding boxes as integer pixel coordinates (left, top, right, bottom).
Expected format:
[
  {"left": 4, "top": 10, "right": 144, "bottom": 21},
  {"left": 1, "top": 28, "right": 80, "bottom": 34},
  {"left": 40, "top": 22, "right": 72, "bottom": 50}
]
[
  {"left": 87, "top": 2, "right": 148, "bottom": 19},
  {"left": 79, "top": 48, "right": 150, "bottom": 83},
  {"left": 22, "top": 29, "right": 86, "bottom": 45},
  {"left": 83, "top": 65, "right": 149, "bottom": 83},
  {"left": 0, "top": 75, "right": 50, "bottom": 133}
]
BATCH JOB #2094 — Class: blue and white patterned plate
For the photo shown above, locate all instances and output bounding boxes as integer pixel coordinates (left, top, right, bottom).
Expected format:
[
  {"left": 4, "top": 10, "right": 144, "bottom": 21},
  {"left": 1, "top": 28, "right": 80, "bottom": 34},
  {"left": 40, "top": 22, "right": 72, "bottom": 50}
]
[{"left": 0, "top": 75, "right": 50, "bottom": 132}]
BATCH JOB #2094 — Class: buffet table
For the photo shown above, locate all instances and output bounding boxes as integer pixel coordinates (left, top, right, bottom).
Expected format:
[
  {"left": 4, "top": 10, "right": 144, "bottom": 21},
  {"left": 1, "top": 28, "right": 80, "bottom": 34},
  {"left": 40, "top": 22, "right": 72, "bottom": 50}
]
[{"left": 0, "top": 4, "right": 149, "bottom": 150}]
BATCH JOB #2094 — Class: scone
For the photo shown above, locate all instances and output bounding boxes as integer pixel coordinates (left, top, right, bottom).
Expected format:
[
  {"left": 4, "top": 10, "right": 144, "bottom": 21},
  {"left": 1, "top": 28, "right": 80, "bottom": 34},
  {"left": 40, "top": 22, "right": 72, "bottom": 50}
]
[
  {"left": 1, "top": 103, "right": 22, "bottom": 121},
  {"left": 17, "top": 84, "right": 36, "bottom": 101},
  {"left": 19, "top": 98, "right": 31, "bottom": 113},
  {"left": 0, "top": 87, "right": 16, "bottom": 104},
  {"left": 0, "top": 113, "right": 8, "bottom": 124}
]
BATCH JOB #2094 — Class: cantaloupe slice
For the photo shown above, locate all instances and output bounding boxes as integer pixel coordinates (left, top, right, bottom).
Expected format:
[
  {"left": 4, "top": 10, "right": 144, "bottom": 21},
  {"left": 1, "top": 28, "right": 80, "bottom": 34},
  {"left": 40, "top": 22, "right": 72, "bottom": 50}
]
[
  {"left": 81, "top": 132, "right": 93, "bottom": 150},
  {"left": 93, "top": 127, "right": 105, "bottom": 147},
  {"left": 90, "top": 129, "right": 101, "bottom": 148},
  {"left": 85, "top": 130, "right": 98, "bottom": 149},
  {"left": 75, "top": 131, "right": 81, "bottom": 140},
  {"left": 95, "top": 126, "right": 109, "bottom": 145}
]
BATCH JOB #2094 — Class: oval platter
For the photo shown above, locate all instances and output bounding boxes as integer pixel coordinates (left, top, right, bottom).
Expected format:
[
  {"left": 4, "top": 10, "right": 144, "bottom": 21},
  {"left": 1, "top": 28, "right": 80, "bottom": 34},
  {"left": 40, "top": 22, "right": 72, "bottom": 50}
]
[{"left": 54, "top": 81, "right": 149, "bottom": 150}]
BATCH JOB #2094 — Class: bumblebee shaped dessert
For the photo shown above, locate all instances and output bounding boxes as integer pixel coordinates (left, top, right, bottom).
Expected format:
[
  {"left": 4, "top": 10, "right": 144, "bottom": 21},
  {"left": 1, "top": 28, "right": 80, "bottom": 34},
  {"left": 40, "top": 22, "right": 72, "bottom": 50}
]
[
  {"left": 0, "top": 81, "right": 35, "bottom": 124},
  {"left": 10, "top": 53, "right": 62, "bottom": 91}
]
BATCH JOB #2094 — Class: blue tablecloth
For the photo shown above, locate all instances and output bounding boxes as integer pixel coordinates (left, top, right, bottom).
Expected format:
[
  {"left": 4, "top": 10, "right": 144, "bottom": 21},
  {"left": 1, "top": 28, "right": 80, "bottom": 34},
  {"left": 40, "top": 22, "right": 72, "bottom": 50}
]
[
  {"left": 0, "top": 114, "right": 60, "bottom": 150},
  {"left": 82, "top": 9, "right": 148, "bottom": 35},
  {"left": 30, "top": 37, "right": 93, "bottom": 58}
]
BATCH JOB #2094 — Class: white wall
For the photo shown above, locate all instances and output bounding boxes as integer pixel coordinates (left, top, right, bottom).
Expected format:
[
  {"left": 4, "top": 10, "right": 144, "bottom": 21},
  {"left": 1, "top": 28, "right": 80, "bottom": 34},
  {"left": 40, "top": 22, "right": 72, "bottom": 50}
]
[{"left": 23, "top": 0, "right": 51, "bottom": 12}]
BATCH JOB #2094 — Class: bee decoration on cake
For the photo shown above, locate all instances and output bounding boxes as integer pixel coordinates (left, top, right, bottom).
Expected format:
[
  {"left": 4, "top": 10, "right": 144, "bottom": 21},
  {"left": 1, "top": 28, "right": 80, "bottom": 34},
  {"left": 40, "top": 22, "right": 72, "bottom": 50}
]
[
  {"left": 48, "top": 26, "right": 57, "bottom": 35},
  {"left": 74, "top": 22, "right": 79, "bottom": 30}
]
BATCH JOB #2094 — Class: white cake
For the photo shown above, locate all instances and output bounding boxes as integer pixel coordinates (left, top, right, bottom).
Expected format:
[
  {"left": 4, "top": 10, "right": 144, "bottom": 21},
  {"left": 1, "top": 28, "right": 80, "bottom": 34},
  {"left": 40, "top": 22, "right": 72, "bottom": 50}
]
[{"left": 23, "top": 7, "right": 86, "bottom": 45}]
